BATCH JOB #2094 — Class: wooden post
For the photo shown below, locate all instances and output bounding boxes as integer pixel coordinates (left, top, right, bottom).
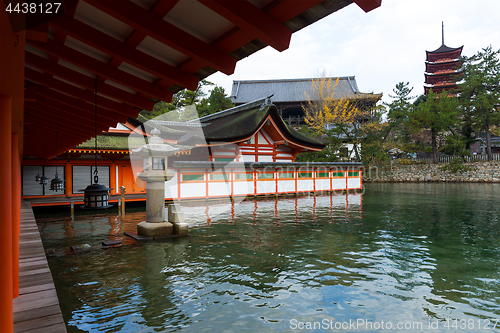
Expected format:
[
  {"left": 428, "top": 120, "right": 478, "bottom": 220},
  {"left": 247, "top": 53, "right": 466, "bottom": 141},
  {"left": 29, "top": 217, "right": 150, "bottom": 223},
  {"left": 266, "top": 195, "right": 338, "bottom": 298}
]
[
  {"left": 0, "top": 94, "right": 13, "bottom": 329},
  {"left": 70, "top": 201, "right": 74, "bottom": 219},
  {"left": 11, "top": 133, "right": 20, "bottom": 298},
  {"left": 65, "top": 162, "right": 72, "bottom": 197},
  {"left": 120, "top": 186, "right": 126, "bottom": 215}
]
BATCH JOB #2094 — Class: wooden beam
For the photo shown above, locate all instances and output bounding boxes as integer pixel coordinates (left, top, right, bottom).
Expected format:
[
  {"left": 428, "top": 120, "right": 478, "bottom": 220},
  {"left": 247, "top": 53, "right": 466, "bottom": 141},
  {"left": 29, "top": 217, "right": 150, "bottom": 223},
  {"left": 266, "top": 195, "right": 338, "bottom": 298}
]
[
  {"left": 352, "top": 0, "right": 381, "bottom": 13},
  {"left": 24, "top": 104, "right": 96, "bottom": 131},
  {"left": 32, "top": 93, "right": 122, "bottom": 123},
  {"left": 179, "top": 0, "right": 324, "bottom": 74},
  {"left": 198, "top": 0, "right": 292, "bottom": 52},
  {"left": 25, "top": 51, "right": 155, "bottom": 110},
  {"left": 50, "top": 16, "right": 199, "bottom": 90},
  {"left": 86, "top": 0, "right": 237, "bottom": 75},
  {"left": 25, "top": 101, "right": 110, "bottom": 128},
  {"left": 24, "top": 68, "right": 140, "bottom": 116},
  {"left": 27, "top": 39, "right": 173, "bottom": 101}
]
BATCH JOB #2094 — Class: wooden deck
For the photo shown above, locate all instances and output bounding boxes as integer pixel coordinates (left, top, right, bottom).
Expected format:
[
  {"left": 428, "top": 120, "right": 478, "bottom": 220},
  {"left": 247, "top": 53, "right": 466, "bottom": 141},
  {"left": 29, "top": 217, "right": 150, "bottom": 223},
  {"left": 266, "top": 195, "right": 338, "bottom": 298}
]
[
  {"left": 13, "top": 202, "right": 67, "bottom": 333},
  {"left": 23, "top": 192, "right": 147, "bottom": 207}
]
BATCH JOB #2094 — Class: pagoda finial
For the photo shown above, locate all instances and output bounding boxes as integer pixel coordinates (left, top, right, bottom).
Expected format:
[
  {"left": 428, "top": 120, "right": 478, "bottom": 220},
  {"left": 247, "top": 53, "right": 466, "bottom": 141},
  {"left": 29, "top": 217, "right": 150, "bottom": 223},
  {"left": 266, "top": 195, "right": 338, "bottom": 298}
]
[{"left": 442, "top": 21, "right": 445, "bottom": 45}]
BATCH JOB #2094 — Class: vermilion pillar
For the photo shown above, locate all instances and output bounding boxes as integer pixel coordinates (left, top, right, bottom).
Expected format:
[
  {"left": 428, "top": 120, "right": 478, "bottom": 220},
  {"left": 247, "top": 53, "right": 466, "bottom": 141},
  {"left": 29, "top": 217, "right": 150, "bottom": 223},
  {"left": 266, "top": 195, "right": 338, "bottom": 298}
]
[
  {"left": 110, "top": 162, "right": 117, "bottom": 195},
  {"left": 0, "top": 95, "right": 14, "bottom": 331},
  {"left": 65, "top": 162, "right": 72, "bottom": 196},
  {"left": 12, "top": 133, "right": 20, "bottom": 298}
]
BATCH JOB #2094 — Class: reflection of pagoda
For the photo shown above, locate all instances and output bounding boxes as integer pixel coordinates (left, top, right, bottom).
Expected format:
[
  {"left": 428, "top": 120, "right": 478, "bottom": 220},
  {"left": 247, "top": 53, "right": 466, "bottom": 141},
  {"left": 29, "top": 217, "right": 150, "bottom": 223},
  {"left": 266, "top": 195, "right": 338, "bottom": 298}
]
[{"left": 424, "top": 23, "right": 463, "bottom": 94}]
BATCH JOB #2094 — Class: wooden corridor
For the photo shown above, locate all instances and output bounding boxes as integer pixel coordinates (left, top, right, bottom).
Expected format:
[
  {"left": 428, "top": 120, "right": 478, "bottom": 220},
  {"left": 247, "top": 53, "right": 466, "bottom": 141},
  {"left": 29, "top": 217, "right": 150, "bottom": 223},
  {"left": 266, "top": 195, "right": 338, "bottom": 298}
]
[{"left": 13, "top": 202, "right": 66, "bottom": 333}]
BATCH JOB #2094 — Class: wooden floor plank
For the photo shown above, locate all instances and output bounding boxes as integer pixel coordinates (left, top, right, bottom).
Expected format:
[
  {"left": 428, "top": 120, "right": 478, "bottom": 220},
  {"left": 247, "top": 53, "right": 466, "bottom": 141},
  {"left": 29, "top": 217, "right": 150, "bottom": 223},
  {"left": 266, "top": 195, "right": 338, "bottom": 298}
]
[
  {"left": 12, "top": 314, "right": 65, "bottom": 333},
  {"left": 18, "top": 283, "right": 55, "bottom": 296},
  {"left": 13, "top": 202, "right": 67, "bottom": 333}
]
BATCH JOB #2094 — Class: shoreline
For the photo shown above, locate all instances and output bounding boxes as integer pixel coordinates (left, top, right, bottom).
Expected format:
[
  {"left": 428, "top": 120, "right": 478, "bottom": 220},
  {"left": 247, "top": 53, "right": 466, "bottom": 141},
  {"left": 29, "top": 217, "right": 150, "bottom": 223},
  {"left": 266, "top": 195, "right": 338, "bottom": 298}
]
[{"left": 363, "top": 161, "right": 500, "bottom": 183}]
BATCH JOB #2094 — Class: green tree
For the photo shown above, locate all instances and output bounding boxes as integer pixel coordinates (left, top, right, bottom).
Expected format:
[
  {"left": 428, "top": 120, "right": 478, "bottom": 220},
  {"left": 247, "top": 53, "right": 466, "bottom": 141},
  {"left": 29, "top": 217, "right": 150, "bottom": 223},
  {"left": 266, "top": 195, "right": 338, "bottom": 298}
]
[
  {"left": 383, "top": 82, "right": 416, "bottom": 152},
  {"left": 408, "top": 90, "right": 459, "bottom": 163},
  {"left": 140, "top": 79, "right": 214, "bottom": 120},
  {"left": 294, "top": 126, "right": 342, "bottom": 162},
  {"left": 459, "top": 46, "right": 500, "bottom": 161},
  {"left": 197, "top": 86, "right": 234, "bottom": 117}
]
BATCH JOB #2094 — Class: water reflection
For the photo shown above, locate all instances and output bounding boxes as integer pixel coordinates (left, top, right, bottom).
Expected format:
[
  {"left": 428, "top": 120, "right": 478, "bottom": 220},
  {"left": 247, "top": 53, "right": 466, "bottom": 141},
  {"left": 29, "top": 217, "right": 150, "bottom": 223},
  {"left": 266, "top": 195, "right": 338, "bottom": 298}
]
[{"left": 35, "top": 184, "right": 500, "bottom": 332}]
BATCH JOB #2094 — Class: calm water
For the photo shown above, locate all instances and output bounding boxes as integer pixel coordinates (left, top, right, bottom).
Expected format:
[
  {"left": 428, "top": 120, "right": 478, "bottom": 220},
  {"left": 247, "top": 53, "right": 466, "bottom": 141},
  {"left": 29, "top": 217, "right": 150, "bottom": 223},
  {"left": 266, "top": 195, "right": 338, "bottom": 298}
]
[{"left": 36, "top": 183, "right": 500, "bottom": 332}]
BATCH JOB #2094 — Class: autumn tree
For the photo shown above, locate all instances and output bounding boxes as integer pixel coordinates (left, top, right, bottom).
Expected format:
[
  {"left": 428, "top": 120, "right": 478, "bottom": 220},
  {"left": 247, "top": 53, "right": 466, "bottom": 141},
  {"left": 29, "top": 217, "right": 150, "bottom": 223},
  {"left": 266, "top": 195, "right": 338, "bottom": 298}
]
[{"left": 303, "top": 77, "right": 380, "bottom": 161}]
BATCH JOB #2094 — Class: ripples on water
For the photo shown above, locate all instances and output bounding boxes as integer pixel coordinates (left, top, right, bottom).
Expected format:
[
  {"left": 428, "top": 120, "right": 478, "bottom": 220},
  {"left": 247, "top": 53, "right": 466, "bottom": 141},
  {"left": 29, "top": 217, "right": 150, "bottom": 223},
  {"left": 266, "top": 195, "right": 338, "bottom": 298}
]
[{"left": 36, "top": 183, "right": 500, "bottom": 332}]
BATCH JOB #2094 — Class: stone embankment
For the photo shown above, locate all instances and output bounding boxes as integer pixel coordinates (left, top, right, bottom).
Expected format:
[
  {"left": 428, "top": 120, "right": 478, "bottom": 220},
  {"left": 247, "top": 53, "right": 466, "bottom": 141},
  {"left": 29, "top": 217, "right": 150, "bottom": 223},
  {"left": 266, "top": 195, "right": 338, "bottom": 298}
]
[{"left": 363, "top": 162, "right": 500, "bottom": 183}]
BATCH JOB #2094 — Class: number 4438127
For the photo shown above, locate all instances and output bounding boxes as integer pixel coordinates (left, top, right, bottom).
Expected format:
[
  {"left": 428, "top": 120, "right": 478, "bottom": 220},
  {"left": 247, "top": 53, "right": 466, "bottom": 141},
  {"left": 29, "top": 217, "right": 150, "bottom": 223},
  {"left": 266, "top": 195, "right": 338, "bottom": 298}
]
[
  {"left": 5, "top": 2, "right": 61, "bottom": 14},
  {"left": 444, "top": 319, "right": 499, "bottom": 330}
]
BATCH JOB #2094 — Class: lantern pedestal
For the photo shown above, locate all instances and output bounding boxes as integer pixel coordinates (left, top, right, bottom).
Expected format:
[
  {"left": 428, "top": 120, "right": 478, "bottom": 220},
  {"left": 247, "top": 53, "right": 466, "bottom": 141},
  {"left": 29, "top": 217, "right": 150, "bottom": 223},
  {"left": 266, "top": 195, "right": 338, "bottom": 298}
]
[
  {"left": 137, "top": 221, "right": 173, "bottom": 237},
  {"left": 132, "top": 128, "right": 188, "bottom": 238}
]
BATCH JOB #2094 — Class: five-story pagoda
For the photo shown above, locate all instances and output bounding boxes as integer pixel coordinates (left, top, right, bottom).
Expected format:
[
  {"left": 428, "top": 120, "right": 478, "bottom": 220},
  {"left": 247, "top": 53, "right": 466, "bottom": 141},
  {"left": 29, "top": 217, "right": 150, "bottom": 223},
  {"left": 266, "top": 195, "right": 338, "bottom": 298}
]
[{"left": 424, "top": 23, "right": 463, "bottom": 94}]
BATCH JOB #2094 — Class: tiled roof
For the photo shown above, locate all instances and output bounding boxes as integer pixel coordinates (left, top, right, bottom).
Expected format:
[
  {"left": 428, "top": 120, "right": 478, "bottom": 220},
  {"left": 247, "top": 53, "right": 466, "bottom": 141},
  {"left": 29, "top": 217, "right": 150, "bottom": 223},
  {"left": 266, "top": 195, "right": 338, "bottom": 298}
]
[{"left": 230, "top": 77, "right": 363, "bottom": 104}]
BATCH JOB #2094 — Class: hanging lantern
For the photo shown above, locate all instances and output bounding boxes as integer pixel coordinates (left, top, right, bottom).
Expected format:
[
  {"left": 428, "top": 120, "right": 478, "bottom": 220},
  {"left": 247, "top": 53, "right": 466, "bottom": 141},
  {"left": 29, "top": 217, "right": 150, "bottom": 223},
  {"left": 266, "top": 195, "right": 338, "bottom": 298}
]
[
  {"left": 39, "top": 175, "right": 48, "bottom": 185},
  {"left": 50, "top": 131, "right": 64, "bottom": 192},
  {"left": 50, "top": 172, "right": 64, "bottom": 191},
  {"left": 35, "top": 164, "right": 41, "bottom": 182},
  {"left": 39, "top": 147, "right": 48, "bottom": 185},
  {"left": 81, "top": 78, "right": 113, "bottom": 209},
  {"left": 81, "top": 169, "right": 113, "bottom": 209}
]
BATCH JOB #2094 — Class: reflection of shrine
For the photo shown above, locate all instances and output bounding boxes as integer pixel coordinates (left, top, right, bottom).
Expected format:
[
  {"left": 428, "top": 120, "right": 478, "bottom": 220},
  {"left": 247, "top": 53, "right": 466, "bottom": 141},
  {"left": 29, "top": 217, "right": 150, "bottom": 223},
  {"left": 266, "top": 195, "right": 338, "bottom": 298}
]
[
  {"left": 180, "top": 193, "right": 365, "bottom": 293},
  {"left": 201, "top": 193, "right": 364, "bottom": 226}
]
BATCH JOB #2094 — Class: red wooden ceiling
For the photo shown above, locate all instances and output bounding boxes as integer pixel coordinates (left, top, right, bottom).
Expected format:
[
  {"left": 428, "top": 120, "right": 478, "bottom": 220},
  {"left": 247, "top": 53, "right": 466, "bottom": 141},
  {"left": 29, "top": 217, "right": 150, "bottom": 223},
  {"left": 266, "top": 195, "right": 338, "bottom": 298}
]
[{"left": 23, "top": 0, "right": 381, "bottom": 159}]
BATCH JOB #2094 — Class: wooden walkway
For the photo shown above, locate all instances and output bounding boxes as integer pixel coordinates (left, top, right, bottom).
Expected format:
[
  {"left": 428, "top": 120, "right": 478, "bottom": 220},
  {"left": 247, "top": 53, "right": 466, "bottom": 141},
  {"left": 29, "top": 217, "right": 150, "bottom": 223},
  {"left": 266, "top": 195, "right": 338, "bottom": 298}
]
[
  {"left": 24, "top": 193, "right": 146, "bottom": 207},
  {"left": 13, "top": 202, "right": 67, "bottom": 333}
]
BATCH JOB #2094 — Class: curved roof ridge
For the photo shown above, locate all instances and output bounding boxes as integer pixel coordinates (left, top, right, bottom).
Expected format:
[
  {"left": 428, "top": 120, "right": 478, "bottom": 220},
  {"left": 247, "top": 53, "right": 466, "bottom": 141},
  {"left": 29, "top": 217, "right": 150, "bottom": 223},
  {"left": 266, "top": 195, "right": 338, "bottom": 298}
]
[
  {"left": 426, "top": 44, "right": 464, "bottom": 55},
  {"left": 188, "top": 96, "right": 272, "bottom": 123},
  {"left": 232, "top": 76, "right": 356, "bottom": 84}
]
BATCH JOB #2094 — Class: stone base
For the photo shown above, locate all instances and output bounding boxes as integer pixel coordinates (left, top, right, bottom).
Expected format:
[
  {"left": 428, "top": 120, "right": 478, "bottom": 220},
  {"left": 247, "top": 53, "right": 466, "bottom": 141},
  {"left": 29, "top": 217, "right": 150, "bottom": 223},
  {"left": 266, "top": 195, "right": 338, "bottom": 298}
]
[
  {"left": 137, "top": 221, "right": 173, "bottom": 237},
  {"left": 173, "top": 222, "right": 189, "bottom": 236}
]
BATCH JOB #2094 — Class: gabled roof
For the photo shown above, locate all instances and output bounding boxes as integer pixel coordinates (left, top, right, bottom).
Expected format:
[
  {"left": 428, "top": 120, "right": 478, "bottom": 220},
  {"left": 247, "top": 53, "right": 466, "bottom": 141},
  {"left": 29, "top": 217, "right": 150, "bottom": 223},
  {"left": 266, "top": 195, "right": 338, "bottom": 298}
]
[
  {"left": 135, "top": 99, "right": 325, "bottom": 152},
  {"left": 427, "top": 44, "right": 463, "bottom": 54},
  {"left": 426, "top": 45, "right": 463, "bottom": 62},
  {"left": 230, "top": 76, "right": 381, "bottom": 104}
]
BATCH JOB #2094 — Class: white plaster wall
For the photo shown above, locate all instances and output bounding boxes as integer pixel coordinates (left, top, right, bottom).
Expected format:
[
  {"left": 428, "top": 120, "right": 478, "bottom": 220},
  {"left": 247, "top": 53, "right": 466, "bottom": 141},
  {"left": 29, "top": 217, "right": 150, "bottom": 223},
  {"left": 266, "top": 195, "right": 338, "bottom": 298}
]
[
  {"left": 316, "top": 179, "right": 330, "bottom": 191},
  {"left": 208, "top": 182, "right": 231, "bottom": 197},
  {"left": 296, "top": 179, "right": 314, "bottom": 192},
  {"left": 332, "top": 179, "right": 346, "bottom": 190},
  {"left": 258, "top": 155, "right": 273, "bottom": 162},
  {"left": 233, "top": 181, "right": 254, "bottom": 196},
  {"left": 180, "top": 182, "right": 206, "bottom": 198},
  {"left": 277, "top": 180, "right": 295, "bottom": 193},
  {"left": 256, "top": 181, "right": 275, "bottom": 194},
  {"left": 348, "top": 178, "right": 361, "bottom": 189},
  {"left": 165, "top": 172, "right": 178, "bottom": 199},
  {"left": 241, "top": 155, "right": 256, "bottom": 162}
]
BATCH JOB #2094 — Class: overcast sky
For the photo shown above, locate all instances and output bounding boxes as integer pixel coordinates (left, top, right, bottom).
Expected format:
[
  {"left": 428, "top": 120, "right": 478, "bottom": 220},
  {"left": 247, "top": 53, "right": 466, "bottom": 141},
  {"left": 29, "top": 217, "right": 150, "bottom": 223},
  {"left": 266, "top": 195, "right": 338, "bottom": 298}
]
[{"left": 206, "top": 0, "right": 500, "bottom": 104}]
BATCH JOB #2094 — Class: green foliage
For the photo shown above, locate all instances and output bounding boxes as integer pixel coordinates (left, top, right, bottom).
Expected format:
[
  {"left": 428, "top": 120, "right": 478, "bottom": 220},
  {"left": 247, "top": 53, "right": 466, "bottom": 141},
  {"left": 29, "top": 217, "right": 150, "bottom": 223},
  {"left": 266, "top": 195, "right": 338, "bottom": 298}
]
[
  {"left": 407, "top": 89, "right": 460, "bottom": 163},
  {"left": 295, "top": 127, "right": 341, "bottom": 162},
  {"left": 197, "top": 86, "right": 234, "bottom": 117},
  {"left": 458, "top": 46, "right": 500, "bottom": 160},
  {"left": 140, "top": 80, "right": 234, "bottom": 121},
  {"left": 439, "top": 158, "right": 473, "bottom": 173}
]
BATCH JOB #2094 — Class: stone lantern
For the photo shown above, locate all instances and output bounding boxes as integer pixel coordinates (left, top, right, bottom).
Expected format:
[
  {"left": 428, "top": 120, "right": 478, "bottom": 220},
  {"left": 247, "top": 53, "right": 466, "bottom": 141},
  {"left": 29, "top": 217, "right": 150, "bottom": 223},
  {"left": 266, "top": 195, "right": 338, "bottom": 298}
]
[{"left": 132, "top": 128, "right": 180, "bottom": 237}]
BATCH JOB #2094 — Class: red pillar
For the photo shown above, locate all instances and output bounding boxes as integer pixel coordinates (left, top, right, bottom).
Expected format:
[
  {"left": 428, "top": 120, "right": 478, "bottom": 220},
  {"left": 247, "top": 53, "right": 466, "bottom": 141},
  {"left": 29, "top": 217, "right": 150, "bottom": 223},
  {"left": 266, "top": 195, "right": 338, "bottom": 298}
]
[
  {"left": 0, "top": 95, "right": 13, "bottom": 331},
  {"left": 109, "top": 163, "right": 117, "bottom": 195},
  {"left": 11, "top": 133, "right": 20, "bottom": 298},
  {"left": 65, "top": 162, "right": 72, "bottom": 197}
]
